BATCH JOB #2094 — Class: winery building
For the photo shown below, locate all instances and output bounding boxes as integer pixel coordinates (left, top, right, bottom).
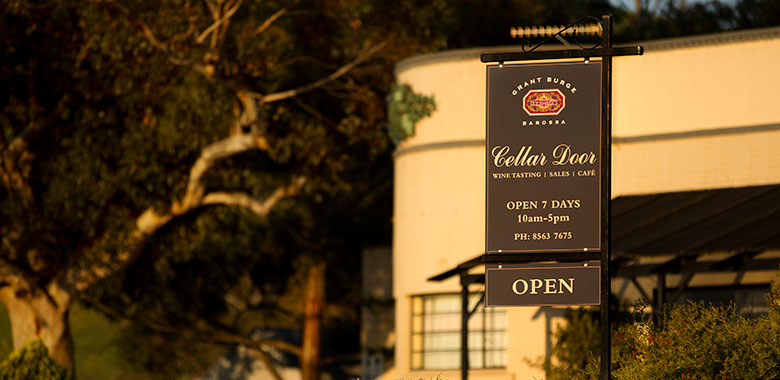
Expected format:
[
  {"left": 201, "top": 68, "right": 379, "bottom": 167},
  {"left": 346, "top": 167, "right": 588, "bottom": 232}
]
[{"left": 361, "top": 25, "right": 780, "bottom": 380}]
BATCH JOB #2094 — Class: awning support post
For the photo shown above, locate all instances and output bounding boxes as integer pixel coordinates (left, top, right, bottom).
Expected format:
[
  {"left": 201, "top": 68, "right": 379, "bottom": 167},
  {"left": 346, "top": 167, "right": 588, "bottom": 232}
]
[
  {"left": 655, "top": 273, "right": 666, "bottom": 328},
  {"left": 459, "top": 272, "right": 484, "bottom": 380}
]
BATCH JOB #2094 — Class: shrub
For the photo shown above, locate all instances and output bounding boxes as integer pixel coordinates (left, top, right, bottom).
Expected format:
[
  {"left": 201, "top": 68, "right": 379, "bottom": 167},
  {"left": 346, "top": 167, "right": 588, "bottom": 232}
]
[
  {"left": 0, "top": 339, "right": 72, "bottom": 380},
  {"left": 611, "top": 280, "right": 780, "bottom": 380},
  {"left": 541, "top": 279, "right": 780, "bottom": 380},
  {"left": 533, "top": 308, "right": 600, "bottom": 379}
]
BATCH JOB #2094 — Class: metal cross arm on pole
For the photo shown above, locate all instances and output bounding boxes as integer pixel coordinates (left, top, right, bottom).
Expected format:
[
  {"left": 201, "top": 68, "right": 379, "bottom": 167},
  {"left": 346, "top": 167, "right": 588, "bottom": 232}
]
[{"left": 480, "top": 46, "right": 643, "bottom": 63}]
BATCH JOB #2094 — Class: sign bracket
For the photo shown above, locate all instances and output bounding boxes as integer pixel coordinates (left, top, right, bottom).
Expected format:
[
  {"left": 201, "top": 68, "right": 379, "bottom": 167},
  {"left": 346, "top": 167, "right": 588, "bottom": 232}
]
[
  {"left": 481, "top": 46, "right": 643, "bottom": 63},
  {"left": 481, "top": 15, "right": 642, "bottom": 63},
  {"left": 482, "top": 252, "right": 601, "bottom": 263}
]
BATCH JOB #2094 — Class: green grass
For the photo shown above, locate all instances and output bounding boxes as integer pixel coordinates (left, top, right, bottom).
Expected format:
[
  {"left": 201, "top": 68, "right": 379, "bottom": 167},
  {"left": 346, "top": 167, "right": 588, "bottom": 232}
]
[{"left": 0, "top": 303, "right": 11, "bottom": 360}]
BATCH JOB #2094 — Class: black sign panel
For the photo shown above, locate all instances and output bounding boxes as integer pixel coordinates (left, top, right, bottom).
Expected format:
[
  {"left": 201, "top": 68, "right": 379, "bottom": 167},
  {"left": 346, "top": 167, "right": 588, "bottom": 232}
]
[
  {"left": 485, "top": 262, "right": 600, "bottom": 306},
  {"left": 486, "top": 62, "right": 602, "bottom": 254}
]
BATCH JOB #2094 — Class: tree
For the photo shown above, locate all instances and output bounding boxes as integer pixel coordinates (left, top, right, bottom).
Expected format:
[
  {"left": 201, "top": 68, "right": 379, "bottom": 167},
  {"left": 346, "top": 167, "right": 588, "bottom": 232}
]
[
  {"left": 1, "top": 0, "right": 446, "bottom": 374},
  {"left": 613, "top": 0, "right": 780, "bottom": 42}
]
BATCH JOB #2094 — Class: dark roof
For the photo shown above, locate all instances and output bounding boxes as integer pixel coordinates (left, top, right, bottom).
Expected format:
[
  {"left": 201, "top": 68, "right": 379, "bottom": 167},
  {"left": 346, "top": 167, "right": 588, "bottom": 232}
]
[
  {"left": 430, "top": 184, "right": 780, "bottom": 281},
  {"left": 613, "top": 184, "right": 780, "bottom": 257},
  {"left": 428, "top": 256, "right": 483, "bottom": 282}
]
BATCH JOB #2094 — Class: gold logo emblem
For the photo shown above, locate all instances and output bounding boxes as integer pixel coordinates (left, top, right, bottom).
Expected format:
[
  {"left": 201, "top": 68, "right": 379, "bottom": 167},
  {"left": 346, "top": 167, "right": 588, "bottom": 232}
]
[{"left": 523, "top": 89, "right": 565, "bottom": 116}]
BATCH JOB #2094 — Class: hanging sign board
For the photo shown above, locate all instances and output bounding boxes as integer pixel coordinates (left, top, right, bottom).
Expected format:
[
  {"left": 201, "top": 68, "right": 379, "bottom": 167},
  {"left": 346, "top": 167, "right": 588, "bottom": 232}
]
[
  {"left": 486, "top": 62, "right": 602, "bottom": 254},
  {"left": 485, "top": 262, "right": 600, "bottom": 306}
]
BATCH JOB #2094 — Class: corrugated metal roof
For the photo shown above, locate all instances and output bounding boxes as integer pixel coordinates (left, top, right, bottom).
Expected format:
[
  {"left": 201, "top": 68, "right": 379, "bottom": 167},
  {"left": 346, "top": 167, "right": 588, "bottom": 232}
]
[
  {"left": 612, "top": 184, "right": 780, "bottom": 256},
  {"left": 431, "top": 185, "right": 780, "bottom": 281}
]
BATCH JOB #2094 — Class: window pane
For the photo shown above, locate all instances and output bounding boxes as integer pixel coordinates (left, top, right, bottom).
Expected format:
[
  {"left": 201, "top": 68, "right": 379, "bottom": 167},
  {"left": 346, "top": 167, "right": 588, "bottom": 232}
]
[
  {"left": 468, "top": 332, "right": 484, "bottom": 349},
  {"left": 486, "top": 350, "right": 506, "bottom": 368},
  {"left": 412, "top": 315, "right": 423, "bottom": 333},
  {"left": 485, "top": 331, "right": 506, "bottom": 349},
  {"left": 426, "top": 294, "right": 460, "bottom": 314},
  {"left": 424, "top": 313, "right": 459, "bottom": 332},
  {"left": 424, "top": 332, "right": 459, "bottom": 350},
  {"left": 469, "top": 350, "right": 484, "bottom": 368},
  {"left": 413, "top": 296, "right": 423, "bottom": 315},
  {"left": 412, "top": 352, "right": 422, "bottom": 370},
  {"left": 423, "top": 351, "right": 459, "bottom": 370},
  {"left": 468, "top": 312, "right": 483, "bottom": 329},
  {"left": 411, "top": 294, "right": 507, "bottom": 370},
  {"left": 486, "top": 309, "right": 508, "bottom": 330},
  {"left": 468, "top": 294, "right": 484, "bottom": 310},
  {"left": 412, "top": 333, "right": 422, "bottom": 351}
]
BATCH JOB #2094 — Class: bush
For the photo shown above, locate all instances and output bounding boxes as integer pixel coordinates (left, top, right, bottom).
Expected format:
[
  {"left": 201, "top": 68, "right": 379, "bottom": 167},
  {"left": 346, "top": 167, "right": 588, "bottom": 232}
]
[
  {"left": 0, "top": 339, "right": 72, "bottom": 380},
  {"left": 540, "top": 280, "right": 780, "bottom": 380},
  {"left": 611, "top": 281, "right": 780, "bottom": 380},
  {"left": 533, "top": 308, "right": 600, "bottom": 379}
]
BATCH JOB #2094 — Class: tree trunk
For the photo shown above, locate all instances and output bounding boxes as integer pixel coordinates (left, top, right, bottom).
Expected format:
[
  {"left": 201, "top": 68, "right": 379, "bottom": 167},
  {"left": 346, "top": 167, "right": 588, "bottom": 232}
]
[
  {"left": 301, "top": 262, "right": 325, "bottom": 380},
  {"left": 0, "top": 279, "right": 74, "bottom": 371}
]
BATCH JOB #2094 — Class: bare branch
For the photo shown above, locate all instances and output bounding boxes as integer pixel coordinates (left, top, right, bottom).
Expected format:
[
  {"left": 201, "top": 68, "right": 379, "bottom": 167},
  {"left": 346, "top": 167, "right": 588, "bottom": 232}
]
[
  {"left": 253, "top": 0, "right": 300, "bottom": 36},
  {"left": 229, "top": 90, "right": 261, "bottom": 136},
  {"left": 104, "top": 0, "right": 215, "bottom": 77},
  {"left": 202, "top": 177, "right": 305, "bottom": 217},
  {"left": 179, "top": 134, "right": 270, "bottom": 211},
  {"left": 195, "top": 0, "right": 243, "bottom": 44},
  {"left": 261, "top": 41, "right": 386, "bottom": 104},
  {"left": 59, "top": 128, "right": 301, "bottom": 294},
  {"left": 247, "top": 347, "right": 284, "bottom": 380},
  {"left": 203, "top": 0, "right": 220, "bottom": 19}
]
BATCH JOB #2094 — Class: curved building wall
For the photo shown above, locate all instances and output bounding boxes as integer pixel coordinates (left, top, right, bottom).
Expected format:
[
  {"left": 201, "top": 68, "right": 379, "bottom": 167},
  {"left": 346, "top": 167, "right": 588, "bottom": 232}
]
[
  {"left": 391, "top": 27, "right": 780, "bottom": 380},
  {"left": 612, "top": 31, "right": 780, "bottom": 196}
]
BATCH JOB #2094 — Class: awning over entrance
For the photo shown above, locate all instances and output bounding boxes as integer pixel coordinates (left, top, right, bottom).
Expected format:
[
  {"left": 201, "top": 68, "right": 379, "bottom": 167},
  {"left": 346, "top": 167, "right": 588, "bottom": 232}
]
[
  {"left": 613, "top": 184, "right": 780, "bottom": 257},
  {"left": 430, "top": 184, "right": 780, "bottom": 301}
]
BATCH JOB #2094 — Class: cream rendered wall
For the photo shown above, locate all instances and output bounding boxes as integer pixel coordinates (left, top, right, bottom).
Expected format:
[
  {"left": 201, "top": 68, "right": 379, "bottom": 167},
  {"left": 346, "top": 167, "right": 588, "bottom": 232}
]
[
  {"left": 612, "top": 36, "right": 780, "bottom": 196},
  {"left": 612, "top": 130, "right": 780, "bottom": 196},
  {"left": 392, "top": 31, "right": 780, "bottom": 380},
  {"left": 612, "top": 38, "right": 780, "bottom": 137},
  {"left": 393, "top": 53, "right": 547, "bottom": 379}
]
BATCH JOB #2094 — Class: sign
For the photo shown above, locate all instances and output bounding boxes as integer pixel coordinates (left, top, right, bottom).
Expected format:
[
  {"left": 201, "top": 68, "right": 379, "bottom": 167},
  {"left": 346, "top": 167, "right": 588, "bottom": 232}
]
[
  {"left": 486, "top": 62, "right": 602, "bottom": 254},
  {"left": 485, "top": 262, "right": 600, "bottom": 306}
]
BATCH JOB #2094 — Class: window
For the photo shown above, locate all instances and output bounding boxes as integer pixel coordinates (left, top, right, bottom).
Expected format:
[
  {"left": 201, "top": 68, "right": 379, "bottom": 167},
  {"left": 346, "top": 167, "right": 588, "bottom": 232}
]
[{"left": 411, "top": 293, "right": 507, "bottom": 370}]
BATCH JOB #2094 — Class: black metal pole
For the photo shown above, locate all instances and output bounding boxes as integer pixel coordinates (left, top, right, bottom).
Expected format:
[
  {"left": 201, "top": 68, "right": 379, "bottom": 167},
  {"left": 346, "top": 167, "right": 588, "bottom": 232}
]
[
  {"left": 460, "top": 274, "right": 469, "bottom": 380},
  {"left": 655, "top": 273, "right": 666, "bottom": 328},
  {"left": 599, "top": 14, "right": 613, "bottom": 380}
]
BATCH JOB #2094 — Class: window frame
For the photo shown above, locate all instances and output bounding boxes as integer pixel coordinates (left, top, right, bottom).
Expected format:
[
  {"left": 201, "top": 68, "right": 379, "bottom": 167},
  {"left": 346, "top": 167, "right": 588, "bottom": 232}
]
[{"left": 410, "top": 292, "right": 507, "bottom": 371}]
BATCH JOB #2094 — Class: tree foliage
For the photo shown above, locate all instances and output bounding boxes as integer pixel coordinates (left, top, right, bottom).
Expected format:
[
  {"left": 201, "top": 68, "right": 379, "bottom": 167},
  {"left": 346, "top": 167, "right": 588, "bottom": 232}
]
[
  {"left": 613, "top": 0, "right": 780, "bottom": 42},
  {"left": 1, "top": 0, "right": 442, "bottom": 374},
  {"left": 533, "top": 308, "right": 600, "bottom": 379},
  {"left": 387, "top": 84, "right": 436, "bottom": 144}
]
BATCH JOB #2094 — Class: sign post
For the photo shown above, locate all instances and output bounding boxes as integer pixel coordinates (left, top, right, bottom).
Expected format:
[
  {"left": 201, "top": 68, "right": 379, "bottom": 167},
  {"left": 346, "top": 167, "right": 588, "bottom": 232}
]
[
  {"left": 481, "top": 15, "right": 641, "bottom": 380},
  {"left": 599, "top": 16, "right": 614, "bottom": 380}
]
